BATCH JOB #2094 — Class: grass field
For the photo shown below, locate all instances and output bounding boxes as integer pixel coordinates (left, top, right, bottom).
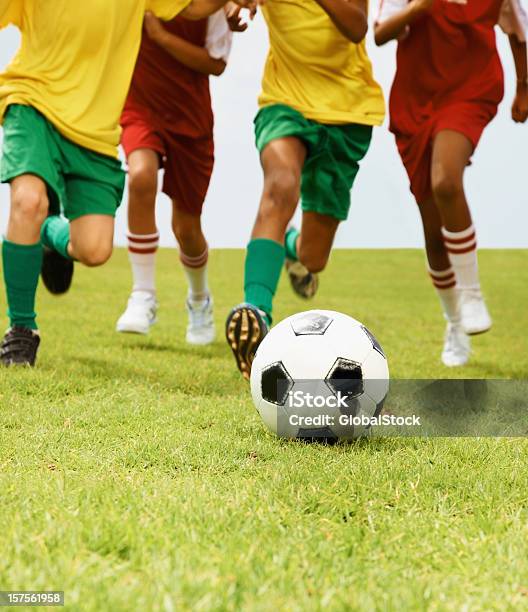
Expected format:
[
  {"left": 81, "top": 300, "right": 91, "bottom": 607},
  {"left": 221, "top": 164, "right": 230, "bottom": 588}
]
[{"left": 1, "top": 248, "right": 528, "bottom": 611}]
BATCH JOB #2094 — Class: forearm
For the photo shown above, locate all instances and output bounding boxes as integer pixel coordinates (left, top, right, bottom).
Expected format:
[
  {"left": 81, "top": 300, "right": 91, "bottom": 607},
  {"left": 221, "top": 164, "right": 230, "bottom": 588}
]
[
  {"left": 375, "top": 2, "right": 423, "bottom": 46},
  {"left": 510, "top": 35, "right": 528, "bottom": 84},
  {"left": 181, "top": 0, "right": 226, "bottom": 20},
  {"left": 315, "top": 0, "right": 367, "bottom": 43},
  {"left": 155, "top": 31, "right": 226, "bottom": 75}
]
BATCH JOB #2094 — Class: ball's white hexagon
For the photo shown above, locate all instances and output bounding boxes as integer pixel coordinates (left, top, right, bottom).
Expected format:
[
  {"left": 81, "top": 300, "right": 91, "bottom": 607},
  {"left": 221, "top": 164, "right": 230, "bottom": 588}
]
[
  {"left": 324, "top": 321, "right": 374, "bottom": 368},
  {"left": 361, "top": 348, "right": 390, "bottom": 405},
  {"left": 279, "top": 335, "right": 339, "bottom": 380}
]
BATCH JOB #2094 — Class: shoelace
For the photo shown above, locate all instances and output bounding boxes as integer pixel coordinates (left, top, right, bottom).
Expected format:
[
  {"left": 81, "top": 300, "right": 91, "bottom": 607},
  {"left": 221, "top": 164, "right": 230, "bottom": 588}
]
[
  {"left": 188, "top": 301, "right": 211, "bottom": 329},
  {"left": 128, "top": 296, "right": 156, "bottom": 318}
]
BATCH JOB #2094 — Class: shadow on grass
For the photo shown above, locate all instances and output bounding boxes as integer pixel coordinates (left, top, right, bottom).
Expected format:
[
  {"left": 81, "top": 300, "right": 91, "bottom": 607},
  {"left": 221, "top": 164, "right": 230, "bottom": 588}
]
[{"left": 72, "top": 355, "right": 245, "bottom": 398}]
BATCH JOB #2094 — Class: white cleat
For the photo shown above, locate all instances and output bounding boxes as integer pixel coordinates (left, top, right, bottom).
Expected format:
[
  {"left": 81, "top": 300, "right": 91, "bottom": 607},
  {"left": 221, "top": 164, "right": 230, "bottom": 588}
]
[
  {"left": 116, "top": 291, "right": 158, "bottom": 335},
  {"left": 186, "top": 296, "right": 216, "bottom": 345},
  {"left": 442, "top": 321, "right": 471, "bottom": 368},
  {"left": 460, "top": 288, "right": 492, "bottom": 335}
]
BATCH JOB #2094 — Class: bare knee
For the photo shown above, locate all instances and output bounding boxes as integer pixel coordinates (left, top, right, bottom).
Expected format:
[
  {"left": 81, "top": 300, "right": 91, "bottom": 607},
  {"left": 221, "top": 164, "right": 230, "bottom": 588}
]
[
  {"left": 431, "top": 169, "right": 464, "bottom": 205},
  {"left": 11, "top": 180, "right": 49, "bottom": 226},
  {"left": 257, "top": 167, "right": 301, "bottom": 227},
  {"left": 128, "top": 163, "right": 157, "bottom": 200},
  {"left": 264, "top": 166, "right": 301, "bottom": 207},
  {"left": 73, "top": 239, "right": 113, "bottom": 267}
]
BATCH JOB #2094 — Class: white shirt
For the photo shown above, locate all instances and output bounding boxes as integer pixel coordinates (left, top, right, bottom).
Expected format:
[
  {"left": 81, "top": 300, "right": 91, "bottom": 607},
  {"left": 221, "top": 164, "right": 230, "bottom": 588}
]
[{"left": 205, "top": 10, "right": 233, "bottom": 62}]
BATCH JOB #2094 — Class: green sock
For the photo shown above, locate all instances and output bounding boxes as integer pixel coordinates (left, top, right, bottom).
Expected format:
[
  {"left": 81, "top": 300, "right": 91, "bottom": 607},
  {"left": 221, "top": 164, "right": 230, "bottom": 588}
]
[
  {"left": 2, "top": 239, "right": 43, "bottom": 330},
  {"left": 285, "top": 227, "right": 300, "bottom": 261},
  {"left": 244, "top": 238, "right": 285, "bottom": 325},
  {"left": 41, "top": 215, "right": 72, "bottom": 259}
]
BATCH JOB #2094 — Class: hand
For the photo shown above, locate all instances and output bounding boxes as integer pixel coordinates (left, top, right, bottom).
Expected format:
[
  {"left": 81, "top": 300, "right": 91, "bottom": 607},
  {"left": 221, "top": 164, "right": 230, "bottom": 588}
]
[
  {"left": 512, "top": 82, "right": 528, "bottom": 123},
  {"left": 226, "top": 5, "right": 256, "bottom": 31},
  {"left": 144, "top": 11, "right": 167, "bottom": 43},
  {"left": 232, "top": 0, "right": 260, "bottom": 13},
  {"left": 409, "top": 0, "right": 434, "bottom": 14}
]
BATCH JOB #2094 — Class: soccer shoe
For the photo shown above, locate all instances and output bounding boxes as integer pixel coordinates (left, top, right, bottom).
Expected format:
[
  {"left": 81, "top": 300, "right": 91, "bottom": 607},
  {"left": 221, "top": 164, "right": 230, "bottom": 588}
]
[
  {"left": 116, "top": 291, "right": 158, "bottom": 335},
  {"left": 285, "top": 259, "right": 319, "bottom": 299},
  {"left": 186, "top": 296, "right": 216, "bottom": 345},
  {"left": 442, "top": 322, "right": 471, "bottom": 368},
  {"left": 460, "top": 288, "right": 492, "bottom": 335},
  {"left": 40, "top": 247, "right": 74, "bottom": 295},
  {"left": 0, "top": 326, "right": 41, "bottom": 367},
  {"left": 226, "top": 303, "right": 269, "bottom": 380}
]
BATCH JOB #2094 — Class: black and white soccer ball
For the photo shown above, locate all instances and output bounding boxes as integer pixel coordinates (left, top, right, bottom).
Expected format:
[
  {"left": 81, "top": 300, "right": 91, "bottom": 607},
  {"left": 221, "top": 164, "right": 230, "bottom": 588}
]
[{"left": 250, "top": 310, "right": 389, "bottom": 442}]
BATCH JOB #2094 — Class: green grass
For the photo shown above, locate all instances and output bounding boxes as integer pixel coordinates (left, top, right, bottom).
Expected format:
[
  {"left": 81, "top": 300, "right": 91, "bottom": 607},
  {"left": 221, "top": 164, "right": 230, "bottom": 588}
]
[{"left": 1, "top": 249, "right": 528, "bottom": 611}]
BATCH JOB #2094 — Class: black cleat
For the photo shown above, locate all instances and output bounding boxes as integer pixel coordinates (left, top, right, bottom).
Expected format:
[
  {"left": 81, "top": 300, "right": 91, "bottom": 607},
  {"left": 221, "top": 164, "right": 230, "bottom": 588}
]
[
  {"left": 41, "top": 247, "right": 74, "bottom": 295},
  {"left": 226, "top": 303, "right": 269, "bottom": 381},
  {"left": 0, "top": 326, "right": 41, "bottom": 367},
  {"left": 285, "top": 260, "right": 319, "bottom": 299}
]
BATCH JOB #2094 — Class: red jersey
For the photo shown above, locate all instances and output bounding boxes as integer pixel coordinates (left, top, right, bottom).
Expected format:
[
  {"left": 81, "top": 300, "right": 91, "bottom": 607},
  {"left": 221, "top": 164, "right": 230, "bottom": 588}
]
[
  {"left": 389, "top": 0, "right": 506, "bottom": 139},
  {"left": 376, "top": 0, "right": 525, "bottom": 202},
  {"left": 124, "top": 14, "right": 231, "bottom": 139}
]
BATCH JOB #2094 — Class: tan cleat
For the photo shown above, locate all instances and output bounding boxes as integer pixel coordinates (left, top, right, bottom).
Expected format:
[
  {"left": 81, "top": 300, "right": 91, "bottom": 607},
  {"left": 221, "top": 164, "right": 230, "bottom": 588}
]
[{"left": 285, "top": 260, "right": 319, "bottom": 299}]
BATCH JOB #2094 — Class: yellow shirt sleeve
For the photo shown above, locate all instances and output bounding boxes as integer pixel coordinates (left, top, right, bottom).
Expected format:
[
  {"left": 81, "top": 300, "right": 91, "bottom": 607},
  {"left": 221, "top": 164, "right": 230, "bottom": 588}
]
[
  {"left": 146, "top": 0, "right": 192, "bottom": 20},
  {"left": 0, "top": 0, "right": 22, "bottom": 29}
]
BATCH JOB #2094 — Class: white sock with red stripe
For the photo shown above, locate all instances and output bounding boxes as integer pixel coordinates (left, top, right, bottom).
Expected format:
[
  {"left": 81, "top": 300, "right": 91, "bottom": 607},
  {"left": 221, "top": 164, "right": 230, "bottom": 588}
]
[
  {"left": 429, "top": 266, "right": 460, "bottom": 323},
  {"left": 180, "top": 246, "right": 209, "bottom": 303},
  {"left": 442, "top": 225, "right": 480, "bottom": 291},
  {"left": 127, "top": 230, "right": 159, "bottom": 295}
]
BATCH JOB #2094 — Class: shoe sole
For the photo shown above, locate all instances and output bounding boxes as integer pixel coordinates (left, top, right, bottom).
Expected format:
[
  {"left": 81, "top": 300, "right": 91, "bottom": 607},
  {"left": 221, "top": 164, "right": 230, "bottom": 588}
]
[
  {"left": 41, "top": 248, "right": 74, "bottom": 295},
  {"left": 464, "top": 325, "right": 492, "bottom": 337},
  {"left": 186, "top": 332, "right": 216, "bottom": 346},
  {"left": 286, "top": 261, "right": 319, "bottom": 300},
  {"left": 116, "top": 318, "right": 157, "bottom": 335},
  {"left": 442, "top": 358, "right": 470, "bottom": 368},
  {"left": 226, "top": 307, "right": 265, "bottom": 381}
]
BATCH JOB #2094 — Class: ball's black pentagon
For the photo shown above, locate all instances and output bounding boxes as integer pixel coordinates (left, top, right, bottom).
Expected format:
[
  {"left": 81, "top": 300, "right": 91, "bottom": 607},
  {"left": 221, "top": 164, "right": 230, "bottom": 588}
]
[
  {"left": 261, "top": 361, "right": 294, "bottom": 406},
  {"left": 325, "top": 358, "right": 364, "bottom": 401},
  {"left": 361, "top": 326, "right": 385, "bottom": 358},
  {"left": 290, "top": 312, "right": 333, "bottom": 336},
  {"left": 297, "top": 427, "right": 339, "bottom": 445}
]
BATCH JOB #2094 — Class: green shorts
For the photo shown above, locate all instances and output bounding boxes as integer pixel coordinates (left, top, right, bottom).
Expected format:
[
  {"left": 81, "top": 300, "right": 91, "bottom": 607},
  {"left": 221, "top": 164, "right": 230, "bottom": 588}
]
[
  {"left": 1, "top": 104, "right": 125, "bottom": 220},
  {"left": 255, "top": 104, "right": 373, "bottom": 221}
]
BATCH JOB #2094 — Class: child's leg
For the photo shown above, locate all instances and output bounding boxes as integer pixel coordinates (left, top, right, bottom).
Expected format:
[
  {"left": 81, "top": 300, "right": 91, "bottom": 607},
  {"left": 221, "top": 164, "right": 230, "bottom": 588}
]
[
  {"left": 172, "top": 202, "right": 208, "bottom": 302},
  {"left": 245, "top": 136, "right": 306, "bottom": 323},
  {"left": 172, "top": 202, "right": 215, "bottom": 345},
  {"left": 431, "top": 129, "right": 491, "bottom": 334},
  {"left": 417, "top": 197, "right": 460, "bottom": 323},
  {"left": 68, "top": 215, "right": 114, "bottom": 266},
  {"left": 297, "top": 211, "right": 339, "bottom": 274},
  {"left": 3, "top": 175, "right": 48, "bottom": 330},
  {"left": 126, "top": 149, "right": 159, "bottom": 294},
  {"left": 226, "top": 136, "right": 305, "bottom": 379},
  {"left": 284, "top": 211, "right": 338, "bottom": 300},
  {"left": 431, "top": 130, "right": 479, "bottom": 290},
  {"left": 417, "top": 195, "right": 470, "bottom": 367}
]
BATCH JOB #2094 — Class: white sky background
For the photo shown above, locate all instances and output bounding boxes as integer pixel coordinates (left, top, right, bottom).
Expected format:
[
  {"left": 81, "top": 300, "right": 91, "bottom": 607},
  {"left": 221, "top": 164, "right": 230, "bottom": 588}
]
[{"left": 0, "top": 3, "right": 527, "bottom": 248}]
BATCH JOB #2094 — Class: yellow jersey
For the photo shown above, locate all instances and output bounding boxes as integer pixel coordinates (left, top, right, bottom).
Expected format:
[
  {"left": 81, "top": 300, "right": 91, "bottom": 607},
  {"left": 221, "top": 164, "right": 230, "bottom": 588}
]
[
  {"left": 260, "top": 0, "right": 385, "bottom": 126},
  {"left": 0, "top": 0, "right": 190, "bottom": 158}
]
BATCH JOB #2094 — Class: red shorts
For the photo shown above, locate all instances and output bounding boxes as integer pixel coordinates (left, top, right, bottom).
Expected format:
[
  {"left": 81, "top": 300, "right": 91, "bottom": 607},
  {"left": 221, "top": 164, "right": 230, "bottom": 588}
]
[
  {"left": 393, "top": 101, "right": 498, "bottom": 204},
  {"left": 121, "top": 107, "right": 214, "bottom": 216}
]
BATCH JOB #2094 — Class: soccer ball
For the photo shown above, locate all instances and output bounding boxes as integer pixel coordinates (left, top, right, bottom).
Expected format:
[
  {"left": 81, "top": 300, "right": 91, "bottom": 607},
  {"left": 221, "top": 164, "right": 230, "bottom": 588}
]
[{"left": 250, "top": 310, "right": 389, "bottom": 442}]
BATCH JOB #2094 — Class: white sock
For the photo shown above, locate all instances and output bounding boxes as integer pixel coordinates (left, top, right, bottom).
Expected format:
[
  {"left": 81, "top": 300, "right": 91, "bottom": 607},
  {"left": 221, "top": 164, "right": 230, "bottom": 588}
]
[
  {"left": 429, "top": 266, "right": 460, "bottom": 323},
  {"left": 127, "top": 230, "right": 159, "bottom": 295},
  {"left": 180, "top": 246, "right": 209, "bottom": 303},
  {"left": 442, "top": 225, "right": 481, "bottom": 291}
]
